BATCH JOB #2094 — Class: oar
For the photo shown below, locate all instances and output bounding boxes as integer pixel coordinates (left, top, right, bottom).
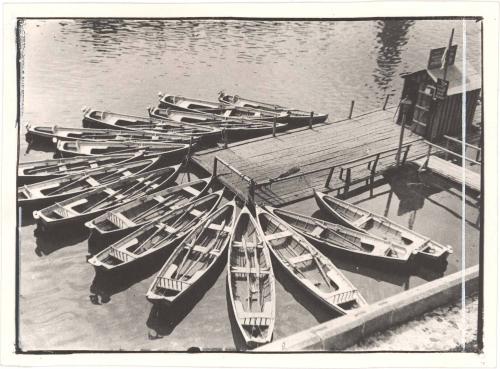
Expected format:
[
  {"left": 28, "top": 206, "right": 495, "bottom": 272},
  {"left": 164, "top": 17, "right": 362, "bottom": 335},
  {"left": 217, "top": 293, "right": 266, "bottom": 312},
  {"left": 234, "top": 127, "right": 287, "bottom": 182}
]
[
  {"left": 45, "top": 173, "right": 93, "bottom": 196},
  {"left": 25, "top": 162, "right": 74, "bottom": 174},
  {"left": 242, "top": 237, "right": 252, "bottom": 311},
  {"left": 310, "top": 251, "right": 334, "bottom": 291},
  {"left": 309, "top": 219, "right": 362, "bottom": 251},
  {"left": 134, "top": 222, "right": 170, "bottom": 254},
  {"left": 254, "top": 230, "right": 262, "bottom": 311},
  {"left": 82, "top": 177, "right": 149, "bottom": 214},
  {"left": 129, "top": 194, "right": 180, "bottom": 222},
  {"left": 175, "top": 229, "right": 202, "bottom": 279},
  {"left": 179, "top": 217, "right": 227, "bottom": 280}
]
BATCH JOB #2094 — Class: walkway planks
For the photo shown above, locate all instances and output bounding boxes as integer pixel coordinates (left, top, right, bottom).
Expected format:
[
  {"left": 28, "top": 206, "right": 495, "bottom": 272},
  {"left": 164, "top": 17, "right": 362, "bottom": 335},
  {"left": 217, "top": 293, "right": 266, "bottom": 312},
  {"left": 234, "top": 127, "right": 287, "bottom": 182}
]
[
  {"left": 193, "top": 107, "right": 430, "bottom": 206},
  {"left": 413, "top": 156, "right": 481, "bottom": 192}
]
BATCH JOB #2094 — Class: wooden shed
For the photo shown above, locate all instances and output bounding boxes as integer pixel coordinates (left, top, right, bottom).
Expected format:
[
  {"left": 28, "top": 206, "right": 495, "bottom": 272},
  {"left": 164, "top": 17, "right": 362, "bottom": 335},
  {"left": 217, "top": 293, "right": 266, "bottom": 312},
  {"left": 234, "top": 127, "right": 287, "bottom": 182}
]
[{"left": 398, "top": 62, "right": 481, "bottom": 141}]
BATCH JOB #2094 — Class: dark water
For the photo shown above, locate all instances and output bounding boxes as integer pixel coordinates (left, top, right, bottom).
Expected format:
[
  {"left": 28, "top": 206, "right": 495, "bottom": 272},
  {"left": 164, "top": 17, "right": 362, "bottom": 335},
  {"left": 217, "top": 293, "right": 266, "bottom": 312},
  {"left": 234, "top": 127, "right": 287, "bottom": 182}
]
[{"left": 18, "top": 19, "right": 481, "bottom": 351}]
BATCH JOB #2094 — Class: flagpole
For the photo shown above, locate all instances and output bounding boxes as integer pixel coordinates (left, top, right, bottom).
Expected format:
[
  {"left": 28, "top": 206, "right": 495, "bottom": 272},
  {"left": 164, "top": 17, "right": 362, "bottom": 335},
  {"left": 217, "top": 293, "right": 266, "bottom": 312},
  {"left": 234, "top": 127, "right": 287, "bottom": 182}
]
[{"left": 443, "top": 28, "right": 454, "bottom": 81}]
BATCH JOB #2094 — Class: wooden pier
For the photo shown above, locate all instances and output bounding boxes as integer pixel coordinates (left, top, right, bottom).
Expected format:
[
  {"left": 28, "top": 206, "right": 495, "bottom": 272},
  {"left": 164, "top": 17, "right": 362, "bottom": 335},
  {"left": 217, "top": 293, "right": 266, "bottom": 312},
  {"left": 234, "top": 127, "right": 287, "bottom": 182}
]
[
  {"left": 193, "top": 106, "right": 432, "bottom": 206},
  {"left": 412, "top": 140, "right": 481, "bottom": 193}
]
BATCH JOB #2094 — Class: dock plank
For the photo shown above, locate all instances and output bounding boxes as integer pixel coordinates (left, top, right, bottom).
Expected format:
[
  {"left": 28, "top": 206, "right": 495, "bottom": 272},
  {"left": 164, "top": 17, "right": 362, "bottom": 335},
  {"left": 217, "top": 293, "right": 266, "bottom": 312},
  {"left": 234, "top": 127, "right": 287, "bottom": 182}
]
[
  {"left": 413, "top": 156, "right": 481, "bottom": 192},
  {"left": 193, "top": 107, "right": 434, "bottom": 205}
]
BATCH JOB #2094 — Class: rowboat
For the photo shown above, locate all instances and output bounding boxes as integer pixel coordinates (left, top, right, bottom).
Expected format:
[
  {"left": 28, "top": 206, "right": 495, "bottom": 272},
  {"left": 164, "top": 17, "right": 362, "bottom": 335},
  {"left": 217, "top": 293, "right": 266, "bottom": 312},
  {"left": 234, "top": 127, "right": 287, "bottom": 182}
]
[
  {"left": 88, "top": 191, "right": 223, "bottom": 271},
  {"left": 149, "top": 107, "right": 287, "bottom": 139},
  {"left": 255, "top": 205, "right": 367, "bottom": 315},
  {"left": 25, "top": 124, "right": 194, "bottom": 144},
  {"left": 151, "top": 102, "right": 289, "bottom": 124},
  {"left": 218, "top": 92, "right": 329, "bottom": 126},
  {"left": 158, "top": 94, "right": 290, "bottom": 122},
  {"left": 55, "top": 139, "right": 191, "bottom": 158},
  {"left": 228, "top": 206, "right": 275, "bottom": 346},
  {"left": 82, "top": 109, "right": 221, "bottom": 142},
  {"left": 86, "top": 177, "right": 213, "bottom": 237},
  {"left": 18, "top": 157, "right": 158, "bottom": 207},
  {"left": 33, "top": 165, "right": 181, "bottom": 229},
  {"left": 264, "top": 205, "right": 413, "bottom": 264},
  {"left": 18, "top": 152, "right": 140, "bottom": 185},
  {"left": 146, "top": 199, "right": 237, "bottom": 304},
  {"left": 314, "top": 190, "right": 453, "bottom": 260}
]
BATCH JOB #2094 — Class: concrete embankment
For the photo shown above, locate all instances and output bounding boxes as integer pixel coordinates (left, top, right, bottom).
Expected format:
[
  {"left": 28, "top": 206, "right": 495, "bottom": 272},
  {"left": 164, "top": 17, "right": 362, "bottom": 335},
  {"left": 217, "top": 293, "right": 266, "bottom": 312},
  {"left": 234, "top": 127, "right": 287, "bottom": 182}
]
[{"left": 255, "top": 265, "right": 479, "bottom": 351}]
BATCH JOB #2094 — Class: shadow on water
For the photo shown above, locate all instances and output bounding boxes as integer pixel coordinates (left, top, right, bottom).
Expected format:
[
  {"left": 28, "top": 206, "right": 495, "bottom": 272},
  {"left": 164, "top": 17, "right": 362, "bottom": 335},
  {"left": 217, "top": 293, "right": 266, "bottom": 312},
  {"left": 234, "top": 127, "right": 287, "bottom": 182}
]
[
  {"left": 19, "top": 206, "right": 37, "bottom": 227},
  {"left": 33, "top": 223, "right": 90, "bottom": 256},
  {"left": 145, "top": 253, "right": 227, "bottom": 340},
  {"left": 88, "top": 246, "right": 175, "bottom": 304},
  {"left": 272, "top": 258, "right": 339, "bottom": 324}
]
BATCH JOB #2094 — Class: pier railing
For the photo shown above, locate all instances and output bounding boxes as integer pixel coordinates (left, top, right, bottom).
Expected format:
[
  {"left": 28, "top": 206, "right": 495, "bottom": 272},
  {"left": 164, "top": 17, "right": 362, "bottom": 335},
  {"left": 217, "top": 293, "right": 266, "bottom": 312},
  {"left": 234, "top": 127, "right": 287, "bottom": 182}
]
[
  {"left": 416, "top": 140, "right": 482, "bottom": 169},
  {"left": 442, "top": 135, "right": 482, "bottom": 164},
  {"left": 212, "top": 156, "right": 255, "bottom": 204},
  {"left": 253, "top": 138, "right": 423, "bottom": 204}
]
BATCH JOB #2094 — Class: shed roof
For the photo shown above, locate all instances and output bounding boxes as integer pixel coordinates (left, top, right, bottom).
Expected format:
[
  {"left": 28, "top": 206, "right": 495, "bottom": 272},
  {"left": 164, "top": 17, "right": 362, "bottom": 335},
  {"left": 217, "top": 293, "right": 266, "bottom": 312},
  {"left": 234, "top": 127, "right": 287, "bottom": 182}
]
[{"left": 402, "top": 63, "right": 481, "bottom": 96}]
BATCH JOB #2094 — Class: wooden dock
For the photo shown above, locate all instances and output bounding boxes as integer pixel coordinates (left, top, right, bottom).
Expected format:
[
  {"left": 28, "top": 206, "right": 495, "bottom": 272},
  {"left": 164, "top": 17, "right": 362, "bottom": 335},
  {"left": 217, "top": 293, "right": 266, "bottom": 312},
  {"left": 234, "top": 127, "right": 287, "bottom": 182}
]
[
  {"left": 193, "top": 107, "right": 432, "bottom": 206},
  {"left": 413, "top": 156, "right": 481, "bottom": 192}
]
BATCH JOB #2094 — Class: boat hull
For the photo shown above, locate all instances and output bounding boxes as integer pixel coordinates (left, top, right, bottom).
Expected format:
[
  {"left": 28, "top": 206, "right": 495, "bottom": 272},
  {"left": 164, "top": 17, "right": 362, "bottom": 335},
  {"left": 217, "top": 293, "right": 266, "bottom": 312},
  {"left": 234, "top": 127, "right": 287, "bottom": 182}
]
[{"left": 313, "top": 190, "right": 452, "bottom": 260}]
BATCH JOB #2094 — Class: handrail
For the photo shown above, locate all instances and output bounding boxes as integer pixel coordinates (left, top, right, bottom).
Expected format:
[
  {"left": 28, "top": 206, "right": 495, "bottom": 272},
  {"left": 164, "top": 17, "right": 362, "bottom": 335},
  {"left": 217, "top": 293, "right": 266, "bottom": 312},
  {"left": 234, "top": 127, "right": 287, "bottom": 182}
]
[
  {"left": 213, "top": 156, "right": 253, "bottom": 184},
  {"left": 418, "top": 141, "right": 481, "bottom": 166},
  {"left": 255, "top": 138, "right": 423, "bottom": 187},
  {"left": 443, "top": 135, "right": 481, "bottom": 152}
]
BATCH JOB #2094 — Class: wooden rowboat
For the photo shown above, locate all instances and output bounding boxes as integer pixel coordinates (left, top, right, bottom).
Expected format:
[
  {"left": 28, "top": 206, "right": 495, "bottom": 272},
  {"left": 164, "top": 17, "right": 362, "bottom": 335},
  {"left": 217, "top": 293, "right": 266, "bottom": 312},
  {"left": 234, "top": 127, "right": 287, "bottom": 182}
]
[
  {"left": 82, "top": 109, "right": 221, "bottom": 142},
  {"left": 18, "top": 152, "right": 140, "bottom": 185},
  {"left": 264, "top": 205, "right": 414, "bottom": 264},
  {"left": 228, "top": 206, "right": 275, "bottom": 346},
  {"left": 218, "top": 92, "right": 329, "bottom": 125},
  {"left": 33, "top": 165, "right": 181, "bottom": 229},
  {"left": 146, "top": 199, "right": 237, "bottom": 304},
  {"left": 150, "top": 106, "right": 288, "bottom": 124},
  {"left": 313, "top": 190, "right": 453, "bottom": 260},
  {"left": 85, "top": 177, "right": 213, "bottom": 237},
  {"left": 18, "top": 157, "right": 158, "bottom": 207},
  {"left": 88, "top": 191, "right": 223, "bottom": 271},
  {"left": 158, "top": 94, "right": 289, "bottom": 122},
  {"left": 256, "top": 205, "right": 367, "bottom": 315},
  {"left": 25, "top": 124, "right": 194, "bottom": 144},
  {"left": 55, "top": 139, "right": 191, "bottom": 158},
  {"left": 149, "top": 107, "right": 287, "bottom": 139}
]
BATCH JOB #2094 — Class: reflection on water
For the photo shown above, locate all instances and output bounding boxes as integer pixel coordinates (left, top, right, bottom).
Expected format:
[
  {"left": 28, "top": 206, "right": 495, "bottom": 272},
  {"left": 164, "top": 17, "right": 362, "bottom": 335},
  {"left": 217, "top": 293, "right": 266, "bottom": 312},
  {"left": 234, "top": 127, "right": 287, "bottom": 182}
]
[{"left": 373, "top": 20, "right": 414, "bottom": 96}]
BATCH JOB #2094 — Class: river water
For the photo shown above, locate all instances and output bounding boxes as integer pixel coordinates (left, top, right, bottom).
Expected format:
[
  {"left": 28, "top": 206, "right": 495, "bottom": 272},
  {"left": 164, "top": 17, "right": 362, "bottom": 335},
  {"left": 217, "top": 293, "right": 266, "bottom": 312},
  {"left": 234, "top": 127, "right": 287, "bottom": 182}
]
[{"left": 18, "top": 19, "right": 481, "bottom": 351}]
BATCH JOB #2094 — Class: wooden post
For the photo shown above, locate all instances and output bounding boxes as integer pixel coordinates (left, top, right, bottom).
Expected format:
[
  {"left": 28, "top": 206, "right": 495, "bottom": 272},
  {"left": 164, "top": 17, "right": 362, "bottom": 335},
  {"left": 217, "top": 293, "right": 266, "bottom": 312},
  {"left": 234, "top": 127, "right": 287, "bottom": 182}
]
[
  {"left": 402, "top": 144, "right": 411, "bottom": 164},
  {"left": 212, "top": 157, "right": 218, "bottom": 177},
  {"left": 223, "top": 129, "right": 228, "bottom": 149},
  {"left": 382, "top": 94, "right": 391, "bottom": 110},
  {"left": 423, "top": 144, "right": 432, "bottom": 169},
  {"left": 325, "top": 166, "right": 336, "bottom": 188},
  {"left": 344, "top": 168, "right": 351, "bottom": 193},
  {"left": 445, "top": 138, "right": 450, "bottom": 160},
  {"left": 396, "top": 98, "right": 412, "bottom": 165},
  {"left": 309, "top": 111, "right": 314, "bottom": 129},
  {"left": 348, "top": 101, "right": 355, "bottom": 119},
  {"left": 272, "top": 116, "right": 276, "bottom": 137},
  {"left": 248, "top": 179, "right": 255, "bottom": 205},
  {"left": 442, "top": 28, "right": 455, "bottom": 82},
  {"left": 187, "top": 136, "right": 193, "bottom": 159}
]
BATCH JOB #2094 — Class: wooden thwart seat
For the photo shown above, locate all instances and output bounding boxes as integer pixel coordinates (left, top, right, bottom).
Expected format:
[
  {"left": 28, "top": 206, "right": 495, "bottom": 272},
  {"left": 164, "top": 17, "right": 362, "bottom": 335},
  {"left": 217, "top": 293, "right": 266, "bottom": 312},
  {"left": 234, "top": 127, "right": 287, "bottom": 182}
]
[
  {"left": 86, "top": 177, "right": 100, "bottom": 187},
  {"left": 230, "top": 266, "right": 271, "bottom": 275},
  {"left": 183, "top": 186, "right": 200, "bottom": 196},
  {"left": 310, "top": 225, "right": 324, "bottom": 237},
  {"left": 288, "top": 253, "right": 314, "bottom": 265},
  {"left": 265, "top": 230, "right": 292, "bottom": 241}
]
